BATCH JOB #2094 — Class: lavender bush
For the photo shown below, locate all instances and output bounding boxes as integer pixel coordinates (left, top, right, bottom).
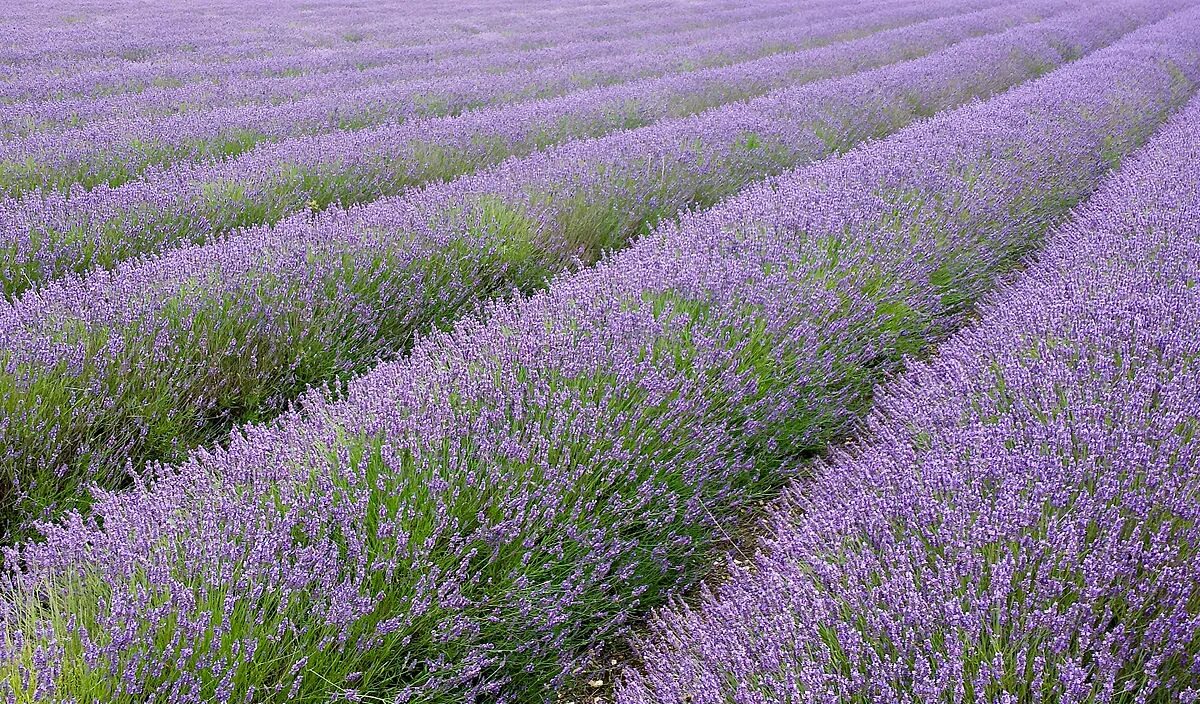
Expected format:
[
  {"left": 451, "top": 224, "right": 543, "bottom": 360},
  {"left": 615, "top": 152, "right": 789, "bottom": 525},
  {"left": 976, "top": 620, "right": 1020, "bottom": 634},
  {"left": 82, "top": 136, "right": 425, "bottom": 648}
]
[
  {"left": 4, "top": 10, "right": 1197, "bottom": 699},
  {"left": 618, "top": 87, "right": 1200, "bottom": 704},
  {"left": 1, "top": 1, "right": 1185, "bottom": 540}
]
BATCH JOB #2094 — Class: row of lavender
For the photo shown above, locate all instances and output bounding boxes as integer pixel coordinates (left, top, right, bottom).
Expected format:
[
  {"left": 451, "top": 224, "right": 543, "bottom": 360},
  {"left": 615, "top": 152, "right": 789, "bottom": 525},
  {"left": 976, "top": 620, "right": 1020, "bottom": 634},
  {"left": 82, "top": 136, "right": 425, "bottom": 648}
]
[
  {"left": 0, "top": 0, "right": 909, "bottom": 128},
  {"left": 0, "top": 0, "right": 1074, "bottom": 293},
  {"left": 0, "top": 1, "right": 1174, "bottom": 541},
  {"left": 0, "top": 0, "right": 993, "bottom": 193},
  {"left": 4, "top": 10, "right": 1197, "bottom": 700},
  {"left": 619, "top": 84, "right": 1200, "bottom": 704}
]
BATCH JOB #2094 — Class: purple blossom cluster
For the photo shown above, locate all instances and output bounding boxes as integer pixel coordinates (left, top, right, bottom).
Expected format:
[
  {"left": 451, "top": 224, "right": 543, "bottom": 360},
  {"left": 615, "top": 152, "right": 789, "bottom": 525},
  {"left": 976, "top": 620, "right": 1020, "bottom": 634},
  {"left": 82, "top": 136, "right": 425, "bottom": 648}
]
[
  {"left": 4, "top": 9, "right": 1198, "bottom": 699},
  {"left": 0, "top": 0, "right": 1085, "bottom": 293},
  {"left": 2, "top": 0, "right": 1185, "bottom": 540},
  {"left": 617, "top": 86, "right": 1200, "bottom": 704},
  {"left": 0, "top": 0, "right": 988, "bottom": 194}
]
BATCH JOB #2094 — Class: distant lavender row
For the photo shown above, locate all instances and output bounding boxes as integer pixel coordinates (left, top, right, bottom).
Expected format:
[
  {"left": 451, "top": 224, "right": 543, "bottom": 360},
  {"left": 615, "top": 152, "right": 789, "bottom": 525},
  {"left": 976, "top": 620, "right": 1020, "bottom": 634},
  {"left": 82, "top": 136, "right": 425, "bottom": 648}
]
[
  {"left": 0, "top": 16, "right": 814, "bottom": 137},
  {"left": 0, "top": 0, "right": 995, "bottom": 195},
  {"left": 0, "top": 0, "right": 513, "bottom": 79},
  {"left": 0, "top": 0, "right": 1073, "bottom": 295},
  {"left": 0, "top": 1, "right": 1170, "bottom": 538},
  {"left": 618, "top": 91, "right": 1200, "bottom": 704},
  {"left": 0, "top": 0, "right": 780, "bottom": 71},
  {"left": 0, "top": 0, "right": 881, "bottom": 125},
  {"left": 0, "top": 0, "right": 891, "bottom": 107},
  {"left": 4, "top": 15, "right": 1195, "bottom": 699}
]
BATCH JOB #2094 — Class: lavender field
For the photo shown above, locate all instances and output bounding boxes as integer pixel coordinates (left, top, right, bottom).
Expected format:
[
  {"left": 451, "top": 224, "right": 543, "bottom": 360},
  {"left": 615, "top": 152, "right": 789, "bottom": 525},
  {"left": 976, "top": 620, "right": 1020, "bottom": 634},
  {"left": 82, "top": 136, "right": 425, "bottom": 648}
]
[{"left": 0, "top": 1, "right": 1197, "bottom": 702}]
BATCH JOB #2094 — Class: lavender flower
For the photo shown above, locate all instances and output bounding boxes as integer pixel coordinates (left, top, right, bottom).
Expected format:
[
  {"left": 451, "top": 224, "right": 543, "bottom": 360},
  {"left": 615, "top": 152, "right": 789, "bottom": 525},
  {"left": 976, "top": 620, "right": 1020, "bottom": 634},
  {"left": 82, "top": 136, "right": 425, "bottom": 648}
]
[{"left": 5, "top": 10, "right": 1198, "bottom": 700}]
